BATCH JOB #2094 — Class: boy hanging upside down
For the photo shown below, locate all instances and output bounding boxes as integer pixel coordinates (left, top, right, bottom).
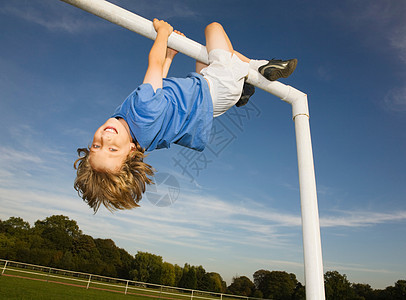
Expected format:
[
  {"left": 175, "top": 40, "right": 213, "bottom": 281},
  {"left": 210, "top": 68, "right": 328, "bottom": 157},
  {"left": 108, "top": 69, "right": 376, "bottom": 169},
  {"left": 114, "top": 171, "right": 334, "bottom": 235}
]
[{"left": 74, "top": 19, "right": 297, "bottom": 212}]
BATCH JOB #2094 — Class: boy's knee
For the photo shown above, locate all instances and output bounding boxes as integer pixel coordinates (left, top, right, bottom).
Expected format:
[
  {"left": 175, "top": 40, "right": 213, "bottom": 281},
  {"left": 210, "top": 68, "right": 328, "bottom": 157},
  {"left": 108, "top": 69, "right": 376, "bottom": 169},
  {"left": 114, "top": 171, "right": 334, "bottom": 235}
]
[{"left": 205, "top": 22, "right": 224, "bottom": 34}]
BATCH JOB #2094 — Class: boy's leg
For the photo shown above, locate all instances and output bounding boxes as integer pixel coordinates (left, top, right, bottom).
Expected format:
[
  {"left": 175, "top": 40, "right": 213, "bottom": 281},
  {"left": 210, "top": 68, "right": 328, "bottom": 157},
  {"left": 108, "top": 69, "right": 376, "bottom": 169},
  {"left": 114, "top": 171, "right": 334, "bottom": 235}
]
[
  {"left": 203, "top": 23, "right": 255, "bottom": 64},
  {"left": 197, "top": 23, "right": 248, "bottom": 74},
  {"left": 204, "top": 22, "right": 234, "bottom": 54},
  {"left": 203, "top": 23, "right": 254, "bottom": 109},
  {"left": 204, "top": 22, "right": 297, "bottom": 82},
  {"left": 233, "top": 50, "right": 251, "bottom": 64},
  {"left": 204, "top": 24, "right": 296, "bottom": 81},
  {"left": 201, "top": 23, "right": 296, "bottom": 109},
  {"left": 196, "top": 61, "right": 208, "bottom": 74},
  {"left": 195, "top": 22, "right": 234, "bottom": 75}
]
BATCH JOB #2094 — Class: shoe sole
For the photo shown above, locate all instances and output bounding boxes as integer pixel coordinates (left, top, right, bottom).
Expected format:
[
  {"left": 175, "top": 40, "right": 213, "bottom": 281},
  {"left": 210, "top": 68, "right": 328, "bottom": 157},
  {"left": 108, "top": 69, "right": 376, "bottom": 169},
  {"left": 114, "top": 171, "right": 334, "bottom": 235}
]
[
  {"left": 259, "top": 59, "right": 298, "bottom": 81},
  {"left": 235, "top": 83, "right": 255, "bottom": 107}
]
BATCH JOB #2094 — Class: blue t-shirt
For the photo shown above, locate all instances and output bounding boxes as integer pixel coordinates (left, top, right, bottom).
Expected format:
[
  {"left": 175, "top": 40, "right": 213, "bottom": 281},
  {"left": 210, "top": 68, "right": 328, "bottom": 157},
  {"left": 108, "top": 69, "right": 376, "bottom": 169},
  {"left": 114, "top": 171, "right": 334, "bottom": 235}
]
[{"left": 112, "top": 72, "right": 213, "bottom": 152}]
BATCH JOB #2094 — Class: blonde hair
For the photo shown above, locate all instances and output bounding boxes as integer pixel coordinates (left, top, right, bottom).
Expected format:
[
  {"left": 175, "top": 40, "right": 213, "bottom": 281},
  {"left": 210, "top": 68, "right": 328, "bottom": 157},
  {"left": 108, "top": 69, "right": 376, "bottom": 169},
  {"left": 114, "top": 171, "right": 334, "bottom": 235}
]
[{"left": 74, "top": 144, "right": 154, "bottom": 212}]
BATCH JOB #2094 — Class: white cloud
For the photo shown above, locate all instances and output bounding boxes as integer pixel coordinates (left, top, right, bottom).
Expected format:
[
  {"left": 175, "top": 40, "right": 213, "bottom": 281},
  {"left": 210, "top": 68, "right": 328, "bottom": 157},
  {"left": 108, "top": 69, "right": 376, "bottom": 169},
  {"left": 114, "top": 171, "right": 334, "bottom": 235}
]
[
  {"left": 2, "top": 172, "right": 406, "bottom": 256},
  {"left": 0, "top": 1, "right": 109, "bottom": 34},
  {"left": 0, "top": 146, "right": 43, "bottom": 164},
  {"left": 0, "top": 177, "right": 302, "bottom": 256},
  {"left": 320, "top": 210, "right": 406, "bottom": 227},
  {"left": 0, "top": 126, "right": 73, "bottom": 186},
  {"left": 388, "top": 26, "right": 406, "bottom": 64},
  {"left": 357, "top": 1, "right": 406, "bottom": 62},
  {"left": 333, "top": 1, "right": 406, "bottom": 64},
  {"left": 0, "top": 0, "right": 197, "bottom": 35},
  {"left": 1, "top": 168, "right": 406, "bottom": 288},
  {"left": 384, "top": 86, "right": 406, "bottom": 112},
  {"left": 249, "top": 257, "right": 304, "bottom": 269},
  {"left": 324, "top": 261, "right": 394, "bottom": 274}
]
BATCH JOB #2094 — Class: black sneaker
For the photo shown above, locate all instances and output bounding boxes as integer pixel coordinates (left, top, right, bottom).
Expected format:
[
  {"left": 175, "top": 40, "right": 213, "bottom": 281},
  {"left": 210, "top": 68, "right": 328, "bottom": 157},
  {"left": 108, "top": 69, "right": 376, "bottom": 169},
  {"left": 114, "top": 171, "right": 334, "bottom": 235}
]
[
  {"left": 258, "top": 58, "right": 297, "bottom": 81},
  {"left": 235, "top": 82, "right": 255, "bottom": 107}
]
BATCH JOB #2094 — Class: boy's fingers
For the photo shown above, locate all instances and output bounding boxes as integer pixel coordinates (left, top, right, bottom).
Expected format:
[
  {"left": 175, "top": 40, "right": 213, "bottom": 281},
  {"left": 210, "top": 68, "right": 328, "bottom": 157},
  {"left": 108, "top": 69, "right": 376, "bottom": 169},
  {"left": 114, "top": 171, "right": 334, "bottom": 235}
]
[
  {"left": 152, "top": 18, "right": 160, "bottom": 31},
  {"left": 153, "top": 19, "right": 173, "bottom": 34},
  {"left": 174, "top": 30, "right": 185, "bottom": 37}
]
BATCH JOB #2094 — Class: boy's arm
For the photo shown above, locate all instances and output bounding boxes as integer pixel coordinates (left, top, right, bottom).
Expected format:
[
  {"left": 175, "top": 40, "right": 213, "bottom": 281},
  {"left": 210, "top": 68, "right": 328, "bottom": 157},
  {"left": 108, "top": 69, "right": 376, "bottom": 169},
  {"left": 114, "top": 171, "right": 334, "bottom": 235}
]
[
  {"left": 143, "top": 19, "right": 173, "bottom": 91},
  {"left": 162, "top": 49, "right": 176, "bottom": 79},
  {"left": 162, "top": 30, "right": 184, "bottom": 78}
]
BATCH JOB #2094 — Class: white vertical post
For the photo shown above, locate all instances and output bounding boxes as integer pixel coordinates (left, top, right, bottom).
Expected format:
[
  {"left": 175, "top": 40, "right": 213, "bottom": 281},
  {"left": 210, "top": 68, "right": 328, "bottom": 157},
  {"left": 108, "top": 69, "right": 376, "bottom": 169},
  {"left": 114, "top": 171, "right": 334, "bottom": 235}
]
[
  {"left": 125, "top": 280, "right": 129, "bottom": 294},
  {"left": 58, "top": 0, "right": 325, "bottom": 298},
  {"left": 294, "top": 113, "right": 325, "bottom": 300},
  {"left": 1, "top": 260, "right": 8, "bottom": 275},
  {"left": 249, "top": 70, "right": 325, "bottom": 300},
  {"left": 87, "top": 274, "right": 92, "bottom": 289}
]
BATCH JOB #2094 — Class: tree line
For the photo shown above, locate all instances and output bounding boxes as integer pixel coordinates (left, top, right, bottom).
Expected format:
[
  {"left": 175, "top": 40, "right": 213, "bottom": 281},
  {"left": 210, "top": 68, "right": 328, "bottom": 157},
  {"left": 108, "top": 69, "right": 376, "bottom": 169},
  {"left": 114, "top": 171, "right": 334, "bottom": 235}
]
[{"left": 0, "top": 215, "right": 405, "bottom": 300}]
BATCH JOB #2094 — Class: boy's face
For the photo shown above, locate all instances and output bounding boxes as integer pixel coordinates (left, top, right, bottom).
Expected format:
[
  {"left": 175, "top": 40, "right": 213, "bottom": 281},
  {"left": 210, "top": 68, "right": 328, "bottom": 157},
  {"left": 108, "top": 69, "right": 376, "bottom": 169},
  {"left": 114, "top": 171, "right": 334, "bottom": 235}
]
[{"left": 89, "top": 118, "right": 135, "bottom": 173}]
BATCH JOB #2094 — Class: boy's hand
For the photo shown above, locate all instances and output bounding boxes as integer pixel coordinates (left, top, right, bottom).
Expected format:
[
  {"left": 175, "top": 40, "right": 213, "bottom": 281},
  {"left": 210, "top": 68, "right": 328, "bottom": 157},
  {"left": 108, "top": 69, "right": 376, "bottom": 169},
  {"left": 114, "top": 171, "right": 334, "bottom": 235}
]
[
  {"left": 166, "top": 30, "right": 185, "bottom": 59},
  {"left": 153, "top": 18, "right": 173, "bottom": 37}
]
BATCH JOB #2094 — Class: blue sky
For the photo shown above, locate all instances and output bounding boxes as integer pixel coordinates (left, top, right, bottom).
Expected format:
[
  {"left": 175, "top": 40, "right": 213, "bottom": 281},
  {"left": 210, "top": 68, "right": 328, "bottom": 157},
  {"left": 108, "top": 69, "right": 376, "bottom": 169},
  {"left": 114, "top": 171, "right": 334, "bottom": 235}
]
[{"left": 1, "top": 0, "right": 405, "bottom": 290}]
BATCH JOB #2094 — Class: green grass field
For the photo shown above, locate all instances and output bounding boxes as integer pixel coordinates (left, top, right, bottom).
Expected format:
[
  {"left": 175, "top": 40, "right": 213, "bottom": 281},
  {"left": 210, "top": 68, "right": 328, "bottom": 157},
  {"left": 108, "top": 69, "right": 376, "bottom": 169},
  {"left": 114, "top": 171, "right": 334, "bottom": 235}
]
[
  {"left": 0, "top": 275, "right": 158, "bottom": 300},
  {"left": 0, "top": 266, "right": 244, "bottom": 300}
]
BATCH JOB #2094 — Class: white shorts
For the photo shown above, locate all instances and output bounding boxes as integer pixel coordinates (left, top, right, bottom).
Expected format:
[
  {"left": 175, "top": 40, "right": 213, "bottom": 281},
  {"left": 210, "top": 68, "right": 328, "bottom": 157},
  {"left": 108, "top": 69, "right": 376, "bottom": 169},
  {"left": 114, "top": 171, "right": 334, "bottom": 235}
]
[{"left": 200, "top": 49, "right": 249, "bottom": 117}]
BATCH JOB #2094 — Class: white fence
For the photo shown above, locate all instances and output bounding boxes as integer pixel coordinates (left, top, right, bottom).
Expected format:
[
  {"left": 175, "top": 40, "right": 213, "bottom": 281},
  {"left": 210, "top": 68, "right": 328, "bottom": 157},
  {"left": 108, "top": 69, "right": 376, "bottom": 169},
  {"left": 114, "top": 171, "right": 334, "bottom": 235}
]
[{"left": 0, "top": 259, "right": 269, "bottom": 300}]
